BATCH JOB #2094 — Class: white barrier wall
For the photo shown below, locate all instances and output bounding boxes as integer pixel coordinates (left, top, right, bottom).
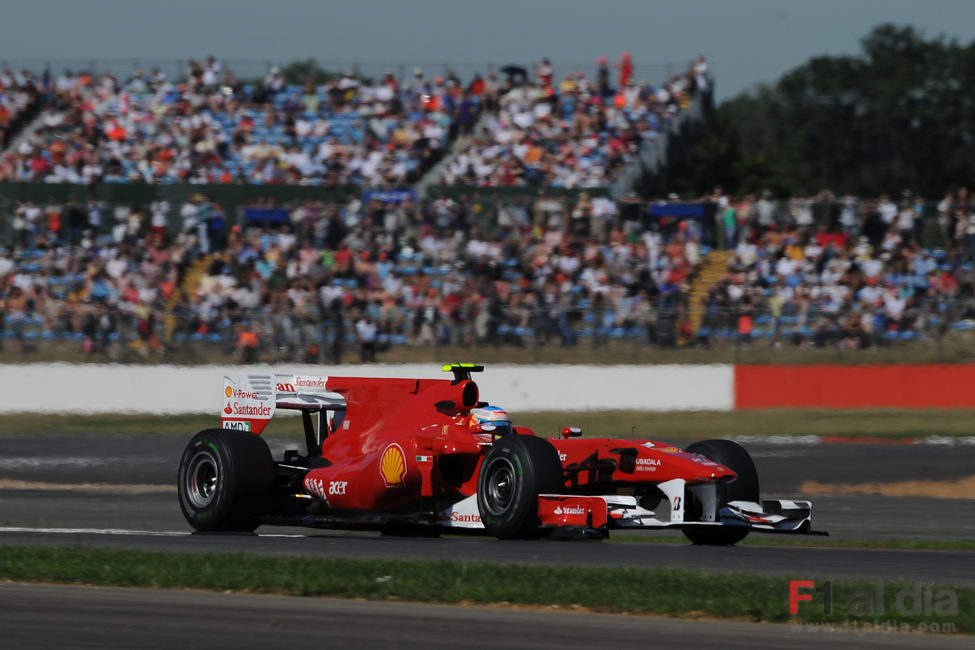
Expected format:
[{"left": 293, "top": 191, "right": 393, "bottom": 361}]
[{"left": 0, "top": 363, "right": 734, "bottom": 414}]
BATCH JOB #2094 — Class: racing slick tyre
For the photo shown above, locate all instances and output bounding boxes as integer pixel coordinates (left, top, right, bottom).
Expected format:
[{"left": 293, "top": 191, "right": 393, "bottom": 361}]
[
  {"left": 477, "top": 434, "right": 564, "bottom": 539},
  {"left": 178, "top": 428, "right": 275, "bottom": 532},
  {"left": 682, "top": 439, "right": 760, "bottom": 546}
]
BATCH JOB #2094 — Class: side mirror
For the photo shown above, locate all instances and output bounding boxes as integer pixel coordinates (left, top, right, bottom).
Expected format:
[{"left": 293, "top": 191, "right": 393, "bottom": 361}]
[{"left": 560, "top": 426, "right": 582, "bottom": 439}]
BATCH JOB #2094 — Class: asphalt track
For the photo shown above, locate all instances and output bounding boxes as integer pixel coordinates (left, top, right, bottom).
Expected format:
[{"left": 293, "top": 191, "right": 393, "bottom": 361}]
[
  {"left": 0, "top": 583, "right": 970, "bottom": 650},
  {"left": 0, "top": 433, "right": 973, "bottom": 647}
]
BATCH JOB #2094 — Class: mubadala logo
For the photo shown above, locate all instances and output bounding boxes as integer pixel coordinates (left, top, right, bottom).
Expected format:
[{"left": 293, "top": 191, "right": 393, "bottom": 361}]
[
  {"left": 636, "top": 457, "right": 660, "bottom": 471},
  {"left": 554, "top": 505, "right": 586, "bottom": 516}
]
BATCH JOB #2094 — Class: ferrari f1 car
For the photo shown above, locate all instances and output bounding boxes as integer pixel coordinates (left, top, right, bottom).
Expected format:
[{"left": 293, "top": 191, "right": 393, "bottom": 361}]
[{"left": 178, "top": 364, "right": 823, "bottom": 543}]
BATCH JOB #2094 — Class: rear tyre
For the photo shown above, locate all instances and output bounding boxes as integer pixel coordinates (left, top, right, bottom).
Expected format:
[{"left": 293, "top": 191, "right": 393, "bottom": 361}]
[
  {"left": 477, "top": 434, "right": 563, "bottom": 539},
  {"left": 177, "top": 428, "right": 274, "bottom": 532},
  {"left": 682, "top": 439, "right": 759, "bottom": 546}
]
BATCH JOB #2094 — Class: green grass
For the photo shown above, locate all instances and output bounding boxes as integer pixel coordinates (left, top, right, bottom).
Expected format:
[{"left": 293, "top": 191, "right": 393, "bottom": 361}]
[
  {"left": 0, "top": 546, "right": 970, "bottom": 631},
  {"left": 0, "top": 413, "right": 225, "bottom": 436},
  {"left": 611, "top": 536, "right": 975, "bottom": 552},
  {"left": 3, "top": 409, "right": 973, "bottom": 439}
]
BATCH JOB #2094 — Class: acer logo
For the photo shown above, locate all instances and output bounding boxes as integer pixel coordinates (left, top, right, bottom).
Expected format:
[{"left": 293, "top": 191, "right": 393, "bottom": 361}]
[{"left": 328, "top": 481, "right": 348, "bottom": 496}]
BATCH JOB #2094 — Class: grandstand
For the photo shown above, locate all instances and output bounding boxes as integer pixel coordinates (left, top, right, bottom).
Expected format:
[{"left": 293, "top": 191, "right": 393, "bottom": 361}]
[
  {"left": 1, "top": 64, "right": 461, "bottom": 186},
  {"left": 1, "top": 55, "right": 972, "bottom": 364}
]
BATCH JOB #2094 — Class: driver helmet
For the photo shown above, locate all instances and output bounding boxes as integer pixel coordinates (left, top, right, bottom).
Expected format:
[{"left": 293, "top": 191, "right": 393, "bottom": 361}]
[{"left": 469, "top": 405, "right": 513, "bottom": 437}]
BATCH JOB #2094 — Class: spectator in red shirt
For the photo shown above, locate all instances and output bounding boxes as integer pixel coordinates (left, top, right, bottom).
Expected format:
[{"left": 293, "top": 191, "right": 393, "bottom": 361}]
[{"left": 619, "top": 52, "right": 634, "bottom": 87}]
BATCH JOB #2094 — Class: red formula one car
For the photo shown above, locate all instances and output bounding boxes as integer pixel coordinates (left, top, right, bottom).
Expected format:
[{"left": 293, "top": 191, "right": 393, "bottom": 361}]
[{"left": 178, "top": 364, "right": 822, "bottom": 543}]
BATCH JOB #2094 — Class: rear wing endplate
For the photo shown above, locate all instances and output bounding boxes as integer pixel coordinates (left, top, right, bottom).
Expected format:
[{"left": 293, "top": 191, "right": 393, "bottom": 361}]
[{"left": 220, "top": 373, "right": 346, "bottom": 435}]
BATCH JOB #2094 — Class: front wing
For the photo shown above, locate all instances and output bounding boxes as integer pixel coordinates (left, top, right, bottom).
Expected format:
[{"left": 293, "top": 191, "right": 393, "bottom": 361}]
[{"left": 435, "top": 478, "right": 823, "bottom": 537}]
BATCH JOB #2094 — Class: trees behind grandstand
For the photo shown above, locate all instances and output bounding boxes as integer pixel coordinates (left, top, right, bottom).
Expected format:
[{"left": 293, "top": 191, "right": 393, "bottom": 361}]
[
  {"left": 662, "top": 24, "right": 975, "bottom": 198},
  {"left": 279, "top": 59, "right": 347, "bottom": 85}
]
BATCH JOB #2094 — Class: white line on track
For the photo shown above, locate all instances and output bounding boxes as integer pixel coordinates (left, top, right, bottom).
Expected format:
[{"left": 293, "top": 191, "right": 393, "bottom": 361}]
[
  {"left": 733, "top": 435, "right": 822, "bottom": 446},
  {"left": 0, "top": 526, "right": 308, "bottom": 538},
  {"left": 0, "top": 526, "right": 188, "bottom": 536}
]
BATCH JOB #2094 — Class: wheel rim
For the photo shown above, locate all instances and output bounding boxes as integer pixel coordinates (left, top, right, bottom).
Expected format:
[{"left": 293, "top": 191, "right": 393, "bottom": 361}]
[
  {"left": 185, "top": 450, "right": 219, "bottom": 509},
  {"left": 482, "top": 457, "right": 516, "bottom": 516}
]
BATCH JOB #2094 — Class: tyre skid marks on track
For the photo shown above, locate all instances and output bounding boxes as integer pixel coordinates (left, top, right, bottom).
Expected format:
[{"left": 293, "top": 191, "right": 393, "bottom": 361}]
[
  {"left": 0, "top": 479, "right": 174, "bottom": 493},
  {"left": 0, "top": 456, "right": 167, "bottom": 469}
]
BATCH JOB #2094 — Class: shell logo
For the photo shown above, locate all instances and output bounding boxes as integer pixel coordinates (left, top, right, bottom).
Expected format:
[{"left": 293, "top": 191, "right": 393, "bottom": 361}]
[
  {"left": 380, "top": 443, "right": 407, "bottom": 488},
  {"left": 225, "top": 386, "right": 232, "bottom": 397}
]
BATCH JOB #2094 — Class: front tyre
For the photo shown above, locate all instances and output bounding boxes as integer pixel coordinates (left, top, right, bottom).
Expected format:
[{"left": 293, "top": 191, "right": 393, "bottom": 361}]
[
  {"left": 177, "top": 428, "right": 274, "bottom": 532},
  {"left": 682, "top": 439, "right": 759, "bottom": 546},
  {"left": 477, "top": 434, "right": 563, "bottom": 539}
]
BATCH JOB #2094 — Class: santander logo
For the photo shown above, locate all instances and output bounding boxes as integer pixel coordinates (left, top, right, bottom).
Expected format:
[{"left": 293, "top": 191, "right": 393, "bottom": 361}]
[
  {"left": 554, "top": 505, "right": 586, "bottom": 516},
  {"left": 295, "top": 376, "right": 326, "bottom": 388}
]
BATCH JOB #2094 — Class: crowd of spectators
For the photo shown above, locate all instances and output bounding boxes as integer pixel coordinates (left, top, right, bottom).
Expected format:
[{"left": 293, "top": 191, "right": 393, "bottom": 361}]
[
  {"left": 173, "top": 189, "right": 700, "bottom": 362},
  {"left": 0, "top": 190, "right": 701, "bottom": 360},
  {"left": 0, "top": 206, "right": 181, "bottom": 356},
  {"left": 0, "top": 68, "right": 42, "bottom": 149},
  {"left": 5, "top": 187, "right": 975, "bottom": 360},
  {"left": 2, "top": 56, "right": 974, "bottom": 359},
  {"left": 696, "top": 188, "right": 975, "bottom": 347},
  {"left": 0, "top": 54, "right": 711, "bottom": 192},
  {"left": 440, "top": 55, "right": 711, "bottom": 189},
  {"left": 0, "top": 58, "right": 482, "bottom": 187}
]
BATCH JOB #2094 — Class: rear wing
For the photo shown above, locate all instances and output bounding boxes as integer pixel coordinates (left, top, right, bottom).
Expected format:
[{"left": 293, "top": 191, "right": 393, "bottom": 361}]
[{"left": 221, "top": 373, "right": 346, "bottom": 435}]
